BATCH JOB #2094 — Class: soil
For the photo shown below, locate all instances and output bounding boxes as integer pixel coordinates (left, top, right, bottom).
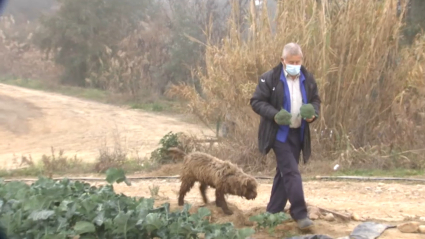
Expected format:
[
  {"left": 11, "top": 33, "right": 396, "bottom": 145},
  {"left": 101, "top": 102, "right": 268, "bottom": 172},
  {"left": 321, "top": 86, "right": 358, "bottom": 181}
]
[
  {"left": 0, "top": 83, "right": 213, "bottom": 169},
  {"left": 108, "top": 177, "right": 425, "bottom": 239},
  {"left": 1, "top": 83, "right": 425, "bottom": 238}
]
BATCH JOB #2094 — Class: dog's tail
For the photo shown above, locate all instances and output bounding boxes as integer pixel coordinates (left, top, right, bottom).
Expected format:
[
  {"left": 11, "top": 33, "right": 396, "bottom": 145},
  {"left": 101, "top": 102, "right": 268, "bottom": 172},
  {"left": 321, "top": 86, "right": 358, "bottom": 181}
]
[{"left": 167, "top": 147, "right": 187, "bottom": 161}]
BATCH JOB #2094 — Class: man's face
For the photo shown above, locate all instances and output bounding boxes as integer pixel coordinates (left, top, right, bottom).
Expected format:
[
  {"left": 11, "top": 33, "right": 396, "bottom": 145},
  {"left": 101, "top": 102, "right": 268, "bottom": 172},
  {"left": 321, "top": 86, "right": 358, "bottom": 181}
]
[{"left": 281, "top": 54, "right": 303, "bottom": 67}]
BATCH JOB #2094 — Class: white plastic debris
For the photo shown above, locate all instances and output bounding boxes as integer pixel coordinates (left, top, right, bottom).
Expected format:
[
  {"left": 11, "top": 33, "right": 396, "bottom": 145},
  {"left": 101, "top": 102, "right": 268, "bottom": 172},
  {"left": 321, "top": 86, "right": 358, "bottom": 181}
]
[{"left": 333, "top": 164, "right": 340, "bottom": 171}]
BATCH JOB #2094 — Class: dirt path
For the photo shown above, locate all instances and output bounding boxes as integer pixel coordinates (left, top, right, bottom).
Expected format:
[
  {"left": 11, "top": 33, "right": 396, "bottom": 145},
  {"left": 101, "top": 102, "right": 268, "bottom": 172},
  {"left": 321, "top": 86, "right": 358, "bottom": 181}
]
[
  {"left": 109, "top": 179, "right": 425, "bottom": 239},
  {"left": 0, "top": 83, "right": 212, "bottom": 169}
]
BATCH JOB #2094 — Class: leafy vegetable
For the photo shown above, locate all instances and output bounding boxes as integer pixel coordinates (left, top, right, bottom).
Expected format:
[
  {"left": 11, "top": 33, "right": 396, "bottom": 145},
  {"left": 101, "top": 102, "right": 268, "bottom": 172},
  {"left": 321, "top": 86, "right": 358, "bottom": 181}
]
[
  {"left": 74, "top": 221, "right": 96, "bottom": 234},
  {"left": 249, "top": 212, "right": 290, "bottom": 235},
  {"left": 274, "top": 108, "right": 292, "bottom": 125},
  {"left": 105, "top": 167, "right": 131, "bottom": 186},
  {"left": 0, "top": 171, "right": 255, "bottom": 238},
  {"left": 299, "top": 103, "right": 316, "bottom": 119}
]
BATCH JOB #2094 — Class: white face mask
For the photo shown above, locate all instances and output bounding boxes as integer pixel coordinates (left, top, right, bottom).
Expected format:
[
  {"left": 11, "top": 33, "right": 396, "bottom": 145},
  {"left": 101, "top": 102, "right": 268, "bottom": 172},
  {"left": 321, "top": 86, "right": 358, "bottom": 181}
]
[{"left": 285, "top": 64, "right": 301, "bottom": 76}]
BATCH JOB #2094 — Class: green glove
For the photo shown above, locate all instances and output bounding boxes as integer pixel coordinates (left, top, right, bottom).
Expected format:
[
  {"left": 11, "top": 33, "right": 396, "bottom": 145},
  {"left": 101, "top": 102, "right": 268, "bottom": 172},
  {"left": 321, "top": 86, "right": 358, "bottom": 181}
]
[
  {"left": 300, "top": 104, "right": 316, "bottom": 119},
  {"left": 274, "top": 108, "right": 292, "bottom": 125}
]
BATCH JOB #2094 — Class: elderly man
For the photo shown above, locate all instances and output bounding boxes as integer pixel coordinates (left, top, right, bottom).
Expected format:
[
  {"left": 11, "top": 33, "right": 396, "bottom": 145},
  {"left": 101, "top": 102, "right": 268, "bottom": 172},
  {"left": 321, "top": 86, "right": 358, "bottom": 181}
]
[{"left": 250, "top": 42, "right": 321, "bottom": 230}]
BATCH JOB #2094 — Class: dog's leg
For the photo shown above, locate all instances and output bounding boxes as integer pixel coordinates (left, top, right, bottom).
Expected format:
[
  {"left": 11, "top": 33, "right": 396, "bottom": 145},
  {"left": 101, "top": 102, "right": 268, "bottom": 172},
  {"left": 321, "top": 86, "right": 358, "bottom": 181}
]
[
  {"left": 215, "top": 188, "right": 233, "bottom": 215},
  {"left": 199, "top": 183, "right": 209, "bottom": 204},
  {"left": 178, "top": 178, "right": 195, "bottom": 206}
]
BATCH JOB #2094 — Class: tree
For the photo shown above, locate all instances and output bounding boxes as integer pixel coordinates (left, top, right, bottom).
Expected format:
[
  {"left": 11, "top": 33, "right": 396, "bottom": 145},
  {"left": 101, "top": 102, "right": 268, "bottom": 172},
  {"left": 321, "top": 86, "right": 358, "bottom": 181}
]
[{"left": 33, "top": 0, "right": 152, "bottom": 87}]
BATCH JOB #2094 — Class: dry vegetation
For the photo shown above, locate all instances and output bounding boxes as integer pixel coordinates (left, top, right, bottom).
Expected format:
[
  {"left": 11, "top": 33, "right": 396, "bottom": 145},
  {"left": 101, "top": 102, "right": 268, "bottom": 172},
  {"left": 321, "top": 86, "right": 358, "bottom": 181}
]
[
  {"left": 2, "top": 2, "right": 425, "bottom": 238},
  {"left": 0, "top": 15, "right": 61, "bottom": 82},
  {"left": 90, "top": 19, "right": 172, "bottom": 99},
  {"left": 167, "top": 0, "right": 425, "bottom": 172},
  {"left": 0, "top": 0, "right": 425, "bottom": 176}
]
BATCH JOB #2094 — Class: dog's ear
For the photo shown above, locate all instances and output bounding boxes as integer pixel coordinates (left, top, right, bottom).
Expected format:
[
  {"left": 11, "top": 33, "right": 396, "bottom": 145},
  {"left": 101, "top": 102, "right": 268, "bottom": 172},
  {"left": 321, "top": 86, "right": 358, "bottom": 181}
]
[{"left": 246, "top": 178, "right": 256, "bottom": 188}]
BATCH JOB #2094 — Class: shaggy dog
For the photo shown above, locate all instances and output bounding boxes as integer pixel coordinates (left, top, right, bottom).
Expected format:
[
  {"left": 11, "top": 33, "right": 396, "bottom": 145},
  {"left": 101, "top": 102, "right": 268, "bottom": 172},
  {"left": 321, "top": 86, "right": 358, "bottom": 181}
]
[{"left": 167, "top": 147, "right": 258, "bottom": 215}]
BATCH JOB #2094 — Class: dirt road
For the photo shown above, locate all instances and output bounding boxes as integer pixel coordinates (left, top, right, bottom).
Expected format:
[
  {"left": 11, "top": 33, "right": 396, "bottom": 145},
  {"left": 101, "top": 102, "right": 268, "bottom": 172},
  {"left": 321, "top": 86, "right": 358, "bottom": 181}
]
[
  {"left": 0, "top": 83, "right": 212, "bottom": 169},
  {"left": 110, "top": 178, "right": 425, "bottom": 239}
]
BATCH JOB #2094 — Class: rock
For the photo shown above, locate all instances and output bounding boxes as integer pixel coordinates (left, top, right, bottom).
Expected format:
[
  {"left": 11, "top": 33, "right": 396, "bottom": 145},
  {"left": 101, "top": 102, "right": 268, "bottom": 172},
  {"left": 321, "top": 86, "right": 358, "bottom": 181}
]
[
  {"left": 419, "top": 225, "right": 425, "bottom": 234},
  {"left": 352, "top": 212, "right": 362, "bottom": 221},
  {"left": 308, "top": 206, "right": 322, "bottom": 220},
  {"left": 397, "top": 221, "right": 420, "bottom": 233},
  {"left": 324, "top": 213, "right": 335, "bottom": 221},
  {"left": 419, "top": 217, "right": 425, "bottom": 222}
]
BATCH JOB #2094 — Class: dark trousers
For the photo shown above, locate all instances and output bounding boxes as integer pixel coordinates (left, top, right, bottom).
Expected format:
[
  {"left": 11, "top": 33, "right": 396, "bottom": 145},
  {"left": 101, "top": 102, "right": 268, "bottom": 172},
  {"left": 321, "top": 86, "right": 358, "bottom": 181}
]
[{"left": 266, "top": 128, "right": 308, "bottom": 220}]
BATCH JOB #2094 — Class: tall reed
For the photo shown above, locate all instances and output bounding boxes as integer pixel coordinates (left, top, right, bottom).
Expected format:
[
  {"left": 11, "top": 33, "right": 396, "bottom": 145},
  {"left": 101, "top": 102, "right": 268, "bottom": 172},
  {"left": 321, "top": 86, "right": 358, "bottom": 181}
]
[{"left": 169, "top": 0, "right": 425, "bottom": 170}]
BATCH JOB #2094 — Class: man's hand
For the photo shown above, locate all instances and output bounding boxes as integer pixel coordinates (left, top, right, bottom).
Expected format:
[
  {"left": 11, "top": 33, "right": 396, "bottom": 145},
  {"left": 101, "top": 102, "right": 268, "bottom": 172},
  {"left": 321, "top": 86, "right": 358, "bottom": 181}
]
[
  {"left": 305, "top": 115, "right": 315, "bottom": 123},
  {"left": 274, "top": 108, "right": 292, "bottom": 125},
  {"left": 300, "top": 104, "right": 316, "bottom": 121}
]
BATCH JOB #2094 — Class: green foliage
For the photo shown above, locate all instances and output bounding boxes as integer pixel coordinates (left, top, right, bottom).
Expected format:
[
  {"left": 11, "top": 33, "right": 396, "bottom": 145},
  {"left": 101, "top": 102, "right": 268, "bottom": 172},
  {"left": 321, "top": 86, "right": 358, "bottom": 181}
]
[
  {"left": 105, "top": 167, "right": 131, "bottom": 186},
  {"left": 33, "top": 0, "right": 151, "bottom": 86},
  {"left": 249, "top": 212, "right": 290, "bottom": 235},
  {"left": 150, "top": 131, "right": 181, "bottom": 164},
  {"left": 0, "top": 174, "right": 255, "bottom": 238}
]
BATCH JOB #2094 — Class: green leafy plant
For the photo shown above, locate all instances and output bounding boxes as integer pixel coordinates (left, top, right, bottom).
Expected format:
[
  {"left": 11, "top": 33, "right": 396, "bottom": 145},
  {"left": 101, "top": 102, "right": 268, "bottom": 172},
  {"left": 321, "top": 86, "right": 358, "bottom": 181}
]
[
  {"left": 249, "top": 212, "right": 290, "bottom": 235},
  {"left": 0, "top": 169, "right": 255, "bottom": 238},
  {"left": 105, "top": 167, "right": 131, "bottom": 186},
  {"left": 150, "top": 131, "right": 181, "bottom": 164}
]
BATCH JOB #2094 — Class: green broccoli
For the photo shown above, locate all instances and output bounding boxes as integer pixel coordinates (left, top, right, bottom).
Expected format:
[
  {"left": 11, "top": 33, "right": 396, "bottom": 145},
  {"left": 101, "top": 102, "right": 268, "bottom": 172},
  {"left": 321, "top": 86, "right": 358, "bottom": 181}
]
[
  {"left": 274, "top": 108, "right": 292, "bottom": 125},
  {"left": 300, "top": 104, "right": 316, "bottom": 120}
]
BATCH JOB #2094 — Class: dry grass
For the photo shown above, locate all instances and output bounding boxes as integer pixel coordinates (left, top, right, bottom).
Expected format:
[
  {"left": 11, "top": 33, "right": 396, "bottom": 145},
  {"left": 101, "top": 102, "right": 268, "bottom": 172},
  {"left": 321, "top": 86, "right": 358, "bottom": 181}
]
[
  {"left": 0, "top": 140, "right": 148, "bottom": 179},
  {"left": 0, "top": 15, "right": 62, "bottom": 82},
  {"left": 94, "top": 130, "right": 147, "bottom": 173},
  {"left": 41, "top": 147, "right": 82, "bottom": 178},
  {"left": 0, "top": 147, "right": 89, "bottom": 178},
  {"left": 167, "top": 0, "right": 425, "bottom": 171}
]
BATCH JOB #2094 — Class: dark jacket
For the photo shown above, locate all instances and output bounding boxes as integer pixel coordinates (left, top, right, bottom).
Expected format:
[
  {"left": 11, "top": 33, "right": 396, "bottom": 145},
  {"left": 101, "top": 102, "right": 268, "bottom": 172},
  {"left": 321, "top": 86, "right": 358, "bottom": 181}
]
[{"left": 250, "top": 62, "right": 321, "bottom": 164}]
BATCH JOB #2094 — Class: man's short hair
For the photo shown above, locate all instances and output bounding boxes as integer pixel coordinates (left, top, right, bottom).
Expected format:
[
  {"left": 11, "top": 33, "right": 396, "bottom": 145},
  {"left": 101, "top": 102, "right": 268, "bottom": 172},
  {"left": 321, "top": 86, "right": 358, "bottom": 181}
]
[{"left": 282, "top": 42, "right": 303, "bottom": 59}]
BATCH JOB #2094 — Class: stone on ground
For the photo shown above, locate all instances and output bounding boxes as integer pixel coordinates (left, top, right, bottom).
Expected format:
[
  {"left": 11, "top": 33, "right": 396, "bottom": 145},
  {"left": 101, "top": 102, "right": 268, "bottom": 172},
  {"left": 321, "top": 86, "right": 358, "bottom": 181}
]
[
  {"left": 324, "top": 213, "right": 335, "bottom": 221},
  {"left": 308, "top": 206, "right": 322, "bottom": 220},
  {"left": 397, "top": 221, "right": 420, "bottom": 233}
]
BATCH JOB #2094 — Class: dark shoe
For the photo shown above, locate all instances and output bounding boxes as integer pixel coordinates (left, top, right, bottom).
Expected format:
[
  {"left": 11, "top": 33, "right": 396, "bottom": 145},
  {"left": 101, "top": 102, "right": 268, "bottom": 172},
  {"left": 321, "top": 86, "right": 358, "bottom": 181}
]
[{"left": 297, "top": 218, "right": 314, "bottom": 230}]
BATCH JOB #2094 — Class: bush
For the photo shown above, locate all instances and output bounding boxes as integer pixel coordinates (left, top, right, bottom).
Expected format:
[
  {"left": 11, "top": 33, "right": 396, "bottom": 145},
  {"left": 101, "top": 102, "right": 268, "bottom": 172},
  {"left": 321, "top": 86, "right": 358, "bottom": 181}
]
[{"left": 150, "top": 131, "right": 182, "bottom": 164}]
